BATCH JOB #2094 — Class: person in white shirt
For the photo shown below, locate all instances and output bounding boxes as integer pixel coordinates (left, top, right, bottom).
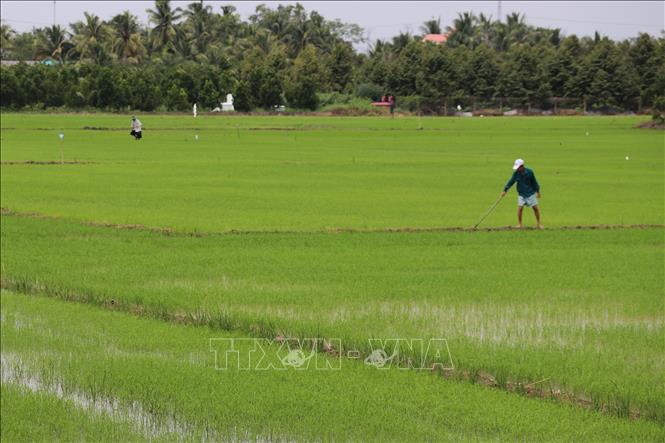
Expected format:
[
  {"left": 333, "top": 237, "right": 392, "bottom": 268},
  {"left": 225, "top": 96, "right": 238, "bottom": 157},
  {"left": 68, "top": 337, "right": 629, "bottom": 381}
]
[{"left": 130, "top": 116, "right": 142, "bottom": 140}]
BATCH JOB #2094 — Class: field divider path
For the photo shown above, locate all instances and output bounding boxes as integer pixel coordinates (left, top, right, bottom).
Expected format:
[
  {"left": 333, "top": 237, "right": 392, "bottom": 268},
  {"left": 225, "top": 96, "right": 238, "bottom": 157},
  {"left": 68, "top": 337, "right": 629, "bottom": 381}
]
[
  {"left": 2, "top": 207, "right": 663, "bottom": 237},
  {"left": 1, "top": 161, "right": 100, "bottom": 165}
]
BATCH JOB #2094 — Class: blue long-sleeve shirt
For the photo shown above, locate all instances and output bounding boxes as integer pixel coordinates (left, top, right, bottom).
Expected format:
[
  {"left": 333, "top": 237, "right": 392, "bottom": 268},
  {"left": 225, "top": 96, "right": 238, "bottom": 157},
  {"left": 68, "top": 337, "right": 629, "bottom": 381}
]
[{"left": 504, "top": 168, "right": 540, "bottom": 197}]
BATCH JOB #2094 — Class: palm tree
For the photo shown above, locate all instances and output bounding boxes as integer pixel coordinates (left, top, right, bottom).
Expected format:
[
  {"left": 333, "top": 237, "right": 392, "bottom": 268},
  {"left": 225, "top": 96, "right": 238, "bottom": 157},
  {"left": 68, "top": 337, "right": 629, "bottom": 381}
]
[
  {"left": 221, "top": 4, "right": 236, "bottom": 16},
  {"left": 491, "top": 22, "right": 510, "bottom": 51},
  {"left": 87, "top": 41, "right": 113, "bottom": 65},
  {"left": 70, "top": 12, "right": 110, "bottom": 61},
  {"left": 475, "top": 13, "right": 494, "bottom": 46},
  {"left": 172, "top": 24, "right": 194, "bottom": 60},
  {"left": 251, "top": 28, "right": 280, "bottom": 55},
  {"left": 110, "top": 11, "right": 144, "bottom": 64},
  {"left": 446, "top": 12, "right": 477, "bottom": 47},
  {"left": 420, "top": 18, "right": 442, "bottom": 35},
  {"left": 369, "top": 39, "right": 386, "bottom": 57},
  {"left": 505, "top": 12, "right": 528, "bottom": 45},
  {"left": 283, "top": 4, "right": 311, "bottom": 56},
  {"left": 391, "top": 31, "right": 412, "bottom": 52},
  {"left": 182, "top": 1, "right": 213, "bottom": 57},
  {"left": 35, "top": 25, "right": 73, "bottom": 63},
  {"left": 1, "top": 24, "right": 15, "bottom": 59},
  {"left": 147, "top": 0, "right": 182, "bottom": 53}
]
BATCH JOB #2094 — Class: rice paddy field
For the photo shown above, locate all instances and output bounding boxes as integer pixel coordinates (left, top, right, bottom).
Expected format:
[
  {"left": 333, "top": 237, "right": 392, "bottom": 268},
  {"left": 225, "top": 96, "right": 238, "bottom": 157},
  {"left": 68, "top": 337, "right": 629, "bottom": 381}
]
[{"left": 1, "top": 113, "right": 664, "bottom": 441}]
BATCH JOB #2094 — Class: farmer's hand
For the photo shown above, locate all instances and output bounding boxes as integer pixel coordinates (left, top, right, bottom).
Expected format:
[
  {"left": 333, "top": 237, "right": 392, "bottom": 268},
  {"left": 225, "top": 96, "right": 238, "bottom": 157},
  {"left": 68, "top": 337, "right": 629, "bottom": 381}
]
[
  {"left": 500, "top": 191, "right": 507, "bottom": 197},
  {"left": 537, "top": 192, "right": 541, "bottom": 198}
]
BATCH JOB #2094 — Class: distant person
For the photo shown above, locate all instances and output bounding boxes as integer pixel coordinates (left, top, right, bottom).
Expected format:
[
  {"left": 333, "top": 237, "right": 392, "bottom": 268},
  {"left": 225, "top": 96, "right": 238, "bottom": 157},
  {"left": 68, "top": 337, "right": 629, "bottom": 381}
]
[
  {"left": 381, "top": 95, "right": 387, "bottom": 103},
  {"left": 501, "top": 158, "right": 543, "bottom": 229},
  {"left": 130, "top": 116, "right": 142, "bottom": 140},
  {"left": 193, "top": 103, "right": 197, "bottom": 118},
  {"left": 389, "top": 95, "right": 395, "bottom": 117}
]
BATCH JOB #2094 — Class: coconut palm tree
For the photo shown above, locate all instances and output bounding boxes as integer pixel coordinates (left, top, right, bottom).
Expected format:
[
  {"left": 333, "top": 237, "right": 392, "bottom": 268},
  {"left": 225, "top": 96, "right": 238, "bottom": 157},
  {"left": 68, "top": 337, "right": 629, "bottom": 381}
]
[
  {"left": 420, "top": 18, "right": 442, "bottom": 35},
  {"left": 505, "top": 12, "right": 528, "bottom": 45},
  {"left": 147, "top": 0, "right": 182, "bottom": 53},
  {"left": 35, "top": 25, "right": 73, "bottom": 63},
  {"left": 251, "top": 28, "right": 280, "bottom": 55},
  {"left": 475, "top": 13, "right": 494, "bottom": 47},
  {"left": 391, "top": 31, "right": 412, "bottom": 52},
  {"left": 446, "top": 12, "right": 477, "bottom": 47},
  {"left": 70, "top": 12, "right": 110, "bottom": 61},
  {"left": 110, "top": 11, "right": 144, "bottom": 64},
  {"left": 221, "top": 4, "right": 236, "bottom": 16},
  {"left": 182, "top": 1, "right": 213, "bottom": 57},
  {"left": 368, "top": 39, "right": 386, "bottom": 57},
  {"left": 283, "top": 4, "right": 311, "bottom": 56},
  {"left": 1, "top": 24, "right": 16, "bottom": 59}
]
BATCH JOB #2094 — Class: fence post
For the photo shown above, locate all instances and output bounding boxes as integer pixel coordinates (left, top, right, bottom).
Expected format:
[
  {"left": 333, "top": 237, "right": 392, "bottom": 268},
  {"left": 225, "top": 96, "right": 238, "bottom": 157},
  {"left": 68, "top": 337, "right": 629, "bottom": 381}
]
[{"left": 583, "top": 97, "right": 587, "bottom": 115}]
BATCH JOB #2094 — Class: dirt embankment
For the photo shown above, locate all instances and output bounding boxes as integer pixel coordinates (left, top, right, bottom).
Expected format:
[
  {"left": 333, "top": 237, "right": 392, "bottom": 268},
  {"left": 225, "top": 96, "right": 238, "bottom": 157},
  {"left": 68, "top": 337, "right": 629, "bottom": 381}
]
[{"left": 636, "top": 120, "right": 665, "bottom": 129}]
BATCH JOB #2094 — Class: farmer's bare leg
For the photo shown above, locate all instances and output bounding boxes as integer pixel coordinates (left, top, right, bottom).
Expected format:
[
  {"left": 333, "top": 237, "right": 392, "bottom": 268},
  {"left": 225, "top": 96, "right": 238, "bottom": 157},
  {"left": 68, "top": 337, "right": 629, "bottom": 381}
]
[
  {"left": 533, "top": 205, "right": 544, "bottom": 228},
  {"left": 516, "top": 206, "right": 524, "bottom": 228}
]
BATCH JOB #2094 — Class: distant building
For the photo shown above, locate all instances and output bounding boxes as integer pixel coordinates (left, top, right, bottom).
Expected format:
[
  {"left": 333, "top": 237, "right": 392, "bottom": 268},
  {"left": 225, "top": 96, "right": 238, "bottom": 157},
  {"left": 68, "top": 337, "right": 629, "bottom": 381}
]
[
  {"left": 422, "top": 34, "right": 449, "bottom": 45},
  {"left": 1, "top": 60, "right": 38, "bottom": 66}
]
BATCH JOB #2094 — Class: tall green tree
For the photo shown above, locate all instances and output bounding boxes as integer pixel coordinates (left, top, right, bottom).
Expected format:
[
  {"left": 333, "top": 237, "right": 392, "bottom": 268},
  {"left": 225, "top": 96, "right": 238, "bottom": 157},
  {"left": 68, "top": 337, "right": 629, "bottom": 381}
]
[
  {"left": 475, "top": 13, "right": 494, "bottom": 47},
  {"left": 585, "top": 38, "right": 639, "bottom": 109},
  {"left": 466, "top": 44, "right": 500, "bottom": 99},
  {"left": 1, "top": 24, "right": 15, "bottom": 59},
  {"left": 497, "top": 45, "right": 552, "bottom": 106},
  {"left": 182, "top": 1, "right": 214, "bottom": 58},
  {"left": 415, "top": 44, "right": 459, "bottom": 112},
  {"left": 111, "top": 11, "right": 145, "bottom": 64},
  {"left": 446, "top": 12, "right": 476, "bottom": 48},
  {"left": 327, "top": 43, "right": 355, "bottom": 92},
  {"left": 35, "top": 25, "right": 74, "bottom": 63},
  {"left": 147, "top": 0, "right": 182, "bottom": 53},
  {"left": 630, "top": 33, "right": 661, "bottom": 105},
  {"left": 420, "top": 18, "right": 442, "bottom": 35},
  {"left": 285, "top": 45, "right": 321, "bottom": 109},
  {"left": 70, "top": 12, "right": 111, "bottom": 63}
]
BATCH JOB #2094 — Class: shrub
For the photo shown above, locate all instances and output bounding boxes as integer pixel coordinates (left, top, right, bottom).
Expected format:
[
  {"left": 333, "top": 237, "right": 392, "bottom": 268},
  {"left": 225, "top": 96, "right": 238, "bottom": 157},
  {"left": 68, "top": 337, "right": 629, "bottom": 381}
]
[
  {"left": 355, "top": 82, "right": 383, "bottom": 101},
  {"left": 397, "top": 95, "right": 423, "bottom": 113}
]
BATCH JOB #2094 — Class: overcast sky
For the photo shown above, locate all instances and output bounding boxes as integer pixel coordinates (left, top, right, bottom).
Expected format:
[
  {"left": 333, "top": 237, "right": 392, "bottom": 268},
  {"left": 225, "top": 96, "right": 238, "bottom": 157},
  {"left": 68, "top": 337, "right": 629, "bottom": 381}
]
[{"left": 1, "top": 0, "right": 663, "bottom": 51}]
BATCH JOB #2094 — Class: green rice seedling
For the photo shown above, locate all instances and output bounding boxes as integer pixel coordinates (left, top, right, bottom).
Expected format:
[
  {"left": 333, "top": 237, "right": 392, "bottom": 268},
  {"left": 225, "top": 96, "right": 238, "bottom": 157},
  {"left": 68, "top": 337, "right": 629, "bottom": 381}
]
[
  {"left": 1, "top": 114, "right": 662, "bottom": 231},
  {"left": 1, "top": 215, "right": 663, "bottom": 423},
  {"left": 2, "top": 291, "right": 664, "bottom": 442}
]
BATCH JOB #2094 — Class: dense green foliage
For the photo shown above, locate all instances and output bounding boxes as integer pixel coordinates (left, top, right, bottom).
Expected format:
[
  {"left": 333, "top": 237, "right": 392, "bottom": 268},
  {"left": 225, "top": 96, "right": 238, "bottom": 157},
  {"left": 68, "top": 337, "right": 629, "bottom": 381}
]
[{"left": 1, "top": 3, "right": 663, "bottom": 112}]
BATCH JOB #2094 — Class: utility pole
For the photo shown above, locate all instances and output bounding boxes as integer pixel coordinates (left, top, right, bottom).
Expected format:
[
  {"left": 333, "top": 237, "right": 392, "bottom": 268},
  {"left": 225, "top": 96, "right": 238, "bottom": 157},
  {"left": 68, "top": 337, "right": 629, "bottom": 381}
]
[
  {"left": 497, "top": 1, "right": 502, "bottom": 23},
  {"left": 53, "top": 1, "right": 56, "bottom": 26}
]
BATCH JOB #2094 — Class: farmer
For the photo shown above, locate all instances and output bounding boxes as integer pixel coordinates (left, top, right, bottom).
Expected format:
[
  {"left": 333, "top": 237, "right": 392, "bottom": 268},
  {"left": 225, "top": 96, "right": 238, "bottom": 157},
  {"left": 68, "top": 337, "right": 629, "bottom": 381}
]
[
  {"left": 130, "top": 115, "right": 142, "bottom": 140},
  {"left": 501, "top": 158, "right": 543, "bottom": 229}
]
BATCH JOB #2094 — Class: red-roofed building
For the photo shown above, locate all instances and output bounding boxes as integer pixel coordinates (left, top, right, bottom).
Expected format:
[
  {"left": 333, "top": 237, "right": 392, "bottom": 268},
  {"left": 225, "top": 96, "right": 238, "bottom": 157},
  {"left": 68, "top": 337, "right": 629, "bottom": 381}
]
[{"left": 422, "top": 34, "right": 448, "bottom": 45}]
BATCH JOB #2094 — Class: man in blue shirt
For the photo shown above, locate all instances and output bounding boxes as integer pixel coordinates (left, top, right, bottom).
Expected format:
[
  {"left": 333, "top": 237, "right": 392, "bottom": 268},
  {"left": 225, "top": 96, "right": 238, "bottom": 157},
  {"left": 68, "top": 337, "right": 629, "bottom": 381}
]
[{"left": 501, "top": 158, "right": 543, "bottom": 229}]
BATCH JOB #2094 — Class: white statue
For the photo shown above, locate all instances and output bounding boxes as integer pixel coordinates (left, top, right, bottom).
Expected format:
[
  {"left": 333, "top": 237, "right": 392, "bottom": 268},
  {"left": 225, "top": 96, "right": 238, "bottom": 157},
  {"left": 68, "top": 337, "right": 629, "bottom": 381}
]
[{"left": 221, "top": 93, "right": 234, "bottom": 112}]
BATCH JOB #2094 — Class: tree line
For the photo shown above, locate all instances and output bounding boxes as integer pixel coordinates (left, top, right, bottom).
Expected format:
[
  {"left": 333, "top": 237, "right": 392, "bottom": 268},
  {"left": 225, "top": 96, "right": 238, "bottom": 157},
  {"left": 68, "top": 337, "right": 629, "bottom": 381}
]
[{"left": 1, "top": 1, "right": 663, "bottom": 113}]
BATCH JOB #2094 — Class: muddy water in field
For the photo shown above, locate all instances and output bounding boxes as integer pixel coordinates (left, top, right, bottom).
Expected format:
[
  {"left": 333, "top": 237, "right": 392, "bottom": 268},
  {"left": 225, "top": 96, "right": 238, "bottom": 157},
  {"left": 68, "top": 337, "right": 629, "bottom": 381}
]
[{"left": 0, "top": 353, "right": 221, "bottom": 441}]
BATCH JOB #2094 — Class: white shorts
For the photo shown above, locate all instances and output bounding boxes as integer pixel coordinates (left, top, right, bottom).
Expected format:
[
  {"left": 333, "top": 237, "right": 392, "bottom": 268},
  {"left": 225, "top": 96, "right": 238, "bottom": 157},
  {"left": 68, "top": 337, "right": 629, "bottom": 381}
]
[{"left": 518, "top": 193, "right": 538, "bottom": 207}]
